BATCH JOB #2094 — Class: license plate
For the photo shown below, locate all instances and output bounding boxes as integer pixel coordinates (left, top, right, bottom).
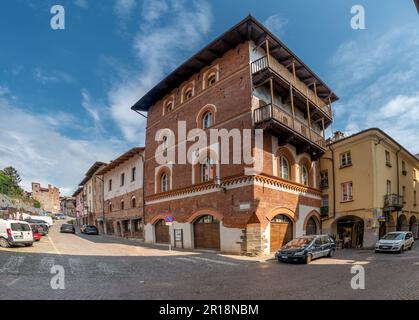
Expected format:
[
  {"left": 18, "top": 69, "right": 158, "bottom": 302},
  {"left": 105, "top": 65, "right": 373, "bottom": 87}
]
[
  {"left": 14, "top": 235, "right": 22, "bottom": 239},
  {"left": 281, "top": 255, "right": 287, "bottom": 259}
]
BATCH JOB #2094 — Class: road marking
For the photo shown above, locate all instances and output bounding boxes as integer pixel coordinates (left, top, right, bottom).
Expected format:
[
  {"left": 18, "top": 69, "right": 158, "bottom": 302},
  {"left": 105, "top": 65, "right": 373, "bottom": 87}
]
[
  {"left": 48, "top": 234, "right": 61, "bottom": 255},
  {"left": 177, "top": 256, "right": 239, "bottom": 266},
  {"left": 7, "top": 277, "right": 20, "bottom": 287},
  {"left": 97, "top": 262, "right": 117, "bottom": 275},
  {"left": 0, "top": 256, "right": 25, "bottom": 274},
  {"left": 38, "top": 257, "right": 55, "bottom": 273}
]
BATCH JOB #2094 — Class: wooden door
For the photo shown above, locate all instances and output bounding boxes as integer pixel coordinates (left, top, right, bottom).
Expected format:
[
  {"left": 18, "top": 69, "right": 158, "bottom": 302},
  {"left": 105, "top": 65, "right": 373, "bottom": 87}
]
[
  {"left": 194, "top": 216, "right": 220, "bottom": 250},
  {"left": 270, "top": 222, "right": 293, "bottom": 253},
  {"left": 155, "top": 220, "right": 169, "bottom": 244}
]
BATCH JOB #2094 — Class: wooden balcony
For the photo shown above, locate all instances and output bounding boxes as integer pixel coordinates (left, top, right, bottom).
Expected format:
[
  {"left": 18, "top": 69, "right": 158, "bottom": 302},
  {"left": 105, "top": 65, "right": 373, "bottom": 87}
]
[
  {"left": 254, "top": 103, "right": 326, "bottom": 159},
  {"left": 251, "top": 56, "right": 332, "bottom": 121}
]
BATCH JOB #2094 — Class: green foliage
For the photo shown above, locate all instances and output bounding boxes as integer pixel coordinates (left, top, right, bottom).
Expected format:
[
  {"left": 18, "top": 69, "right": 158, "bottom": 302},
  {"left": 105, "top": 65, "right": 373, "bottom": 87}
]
[
  {"left": 3, "top": 166, "right": 22, "bottom": 186},
  {"left": 33, "top": 200, "right": 41, "bottom": 208}
]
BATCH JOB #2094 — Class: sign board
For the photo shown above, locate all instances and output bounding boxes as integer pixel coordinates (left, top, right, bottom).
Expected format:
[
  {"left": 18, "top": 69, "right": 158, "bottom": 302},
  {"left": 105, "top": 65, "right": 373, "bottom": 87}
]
[
  {"left": 378, "top": 216, "right": 386, "bottom": 222},
  {"left": 165, "top": 214, "right": 174, "bottom": 223}
]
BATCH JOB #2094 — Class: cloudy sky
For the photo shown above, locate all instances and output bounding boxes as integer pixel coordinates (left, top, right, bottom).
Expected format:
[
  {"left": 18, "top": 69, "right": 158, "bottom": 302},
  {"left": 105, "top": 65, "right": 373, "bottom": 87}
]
[{"left": 0, "top": 0, "right": 418, "bottom": 195}]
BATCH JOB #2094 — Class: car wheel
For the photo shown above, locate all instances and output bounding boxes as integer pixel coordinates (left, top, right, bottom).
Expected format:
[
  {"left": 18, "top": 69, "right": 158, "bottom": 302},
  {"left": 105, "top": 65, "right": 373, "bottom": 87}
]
[
  {"left": 327, "top": 249, "right": 335, "bottom": 257},
  {"left": 375, "top": 249, "right": 379, "bottom": 253},
  {"left": 408, "top": 243, "right": 413, "bottom": 250},
  {"left": 0, "top": 238, "right": 10, "bottom": 248},
  {"left": 398, "top": 245, "right": 404, "bottom": 254},
  {"left": 305, "top": 254, "right": 312, "bottom": 264}
]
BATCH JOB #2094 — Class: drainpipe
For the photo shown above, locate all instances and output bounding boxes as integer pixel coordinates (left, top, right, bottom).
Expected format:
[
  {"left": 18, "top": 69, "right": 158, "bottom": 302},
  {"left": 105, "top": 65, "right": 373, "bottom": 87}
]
[
  {"left": 396, "top": 148, "right": 402, "bottom": 230},
  {"left": 140, "top": 153, "right": 146, "bottom": 239},
  {"left": 323, "top": 144, "right": 336, "bottom": 220}
]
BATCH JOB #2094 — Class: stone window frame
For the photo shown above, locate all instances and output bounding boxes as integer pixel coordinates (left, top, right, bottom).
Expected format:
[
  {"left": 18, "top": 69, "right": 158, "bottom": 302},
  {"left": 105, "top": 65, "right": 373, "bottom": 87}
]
[
  {"left": 181, "top": 81, "right": 195, "bottom": 104},
  {"left": 196, "top": 104, "right": 217, "bottom": 129},
  {"left": 202, "top": 65, "right": 220, "bottom": 90},
  {"left": 275, "top": 146, "right": 296, "bottom": 182},
  {"left": 155, "top": 166, "right": 172, "bottom": 194},
  {"left": 162, "top": 95, "right": 175, "bottom": 115}
]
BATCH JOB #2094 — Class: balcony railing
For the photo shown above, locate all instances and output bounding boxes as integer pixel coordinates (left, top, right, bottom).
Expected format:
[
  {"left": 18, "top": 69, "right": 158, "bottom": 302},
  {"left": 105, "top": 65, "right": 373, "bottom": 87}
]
[
  {"left": 251, "top": 56, "right": 332, "bottom": 118},
  {"left": 384, "top": 194, "right": 404, "bottom": 210},
  {"left": 254, "top": 103, "right": 326, "bottom": 149}
]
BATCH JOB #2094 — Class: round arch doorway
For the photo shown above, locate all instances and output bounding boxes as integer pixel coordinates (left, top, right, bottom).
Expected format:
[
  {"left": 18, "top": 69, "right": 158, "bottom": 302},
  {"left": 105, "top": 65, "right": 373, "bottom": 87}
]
[
  {"left": 155, "top": 219, "right": 169, "bottom": 244},
  {"left": 193, "top": 215, "right": 220, "bottom": 250},
  {"left": 270, "top": 214, "right": 293, "bottom": 253},
  {"left": 409, "top": 216, "right": 418, "bottom": 238},
  {"left": 336, "top": 216, "right": 364, "bottom": 248}
]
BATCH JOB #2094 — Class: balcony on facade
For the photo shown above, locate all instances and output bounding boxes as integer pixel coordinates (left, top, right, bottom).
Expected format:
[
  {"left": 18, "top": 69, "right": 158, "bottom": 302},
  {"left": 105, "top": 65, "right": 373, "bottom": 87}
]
[{"left": 383, "top": 194, "right": 404, "bottom": 212}]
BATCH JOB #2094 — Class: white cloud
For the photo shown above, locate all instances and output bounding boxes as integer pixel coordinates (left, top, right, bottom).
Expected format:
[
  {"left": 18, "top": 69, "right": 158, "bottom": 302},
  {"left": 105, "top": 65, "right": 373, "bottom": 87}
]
[
  {"left": 264, "top": 14, "right": 288, "bottom": 37},
  {"left": 331, "top": 25, "right": 419, "bottom": 154},
  {"left": 114, "top": 0, "right": 137, "bottom": 19},
  {"left": 33, "top": 68, "right": 76, "bottom": 85},
  {"left": 74, "top": 0, "right": 88, "bottom": 9},
  {"left": 108, "top": 0, "right": 213, "bottom": 143},
  {"left": 0, "top": 92, "right": 127, "bottom": 196}
]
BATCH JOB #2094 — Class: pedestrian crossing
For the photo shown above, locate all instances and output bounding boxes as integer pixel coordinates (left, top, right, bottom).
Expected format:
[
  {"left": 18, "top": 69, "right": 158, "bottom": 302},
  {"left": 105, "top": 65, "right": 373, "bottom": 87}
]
[{"left": 0, "top": 253, "right": 246, "bottom": 276}]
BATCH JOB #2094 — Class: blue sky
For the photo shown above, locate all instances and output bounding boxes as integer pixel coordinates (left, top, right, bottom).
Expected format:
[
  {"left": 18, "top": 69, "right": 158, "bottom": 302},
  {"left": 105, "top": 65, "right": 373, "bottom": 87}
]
[{"left": 0, "top": 0, "right": 418, "bottom": 195}]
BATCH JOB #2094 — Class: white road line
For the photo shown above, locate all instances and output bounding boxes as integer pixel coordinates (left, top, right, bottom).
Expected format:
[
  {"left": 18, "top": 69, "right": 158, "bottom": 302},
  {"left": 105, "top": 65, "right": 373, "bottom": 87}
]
[
  {"left": 7, "top": 277, "right": 20, "bottom": 287},
  {"left": 176, "top": 257, "right": 201, "bottom": 264},
  {"left": 48, "top": 234, "right": 61, "bottom": 255},
  {"left": 0, "top": 256, "right": 25, "bottom": 273},
  {"left": 177, "top": 256, "right": 239, "bottom": 266}
]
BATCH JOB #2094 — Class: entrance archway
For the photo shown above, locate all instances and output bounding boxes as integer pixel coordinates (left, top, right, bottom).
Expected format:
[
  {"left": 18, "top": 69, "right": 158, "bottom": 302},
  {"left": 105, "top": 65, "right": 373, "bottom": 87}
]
[
  {"left": 193, "top": 215, "right": 220, "bottom": 250},
  {"left": 409, "top": 216, "right": 418, "bottom": 238},
  {"left": 397, "top": 214, "right": 408, "bottom": 231},
  {"left": 270, "top": 214, "right": 293, "bottom": 253},
  {"left": 336, "top": 216, "right": 364, "bottom": 248},
  {"left": 155, "top": 219, "right": 169, "bottom": 244},
  {"left": 306, "top": 217, "right": 318, "bottom": 235}
]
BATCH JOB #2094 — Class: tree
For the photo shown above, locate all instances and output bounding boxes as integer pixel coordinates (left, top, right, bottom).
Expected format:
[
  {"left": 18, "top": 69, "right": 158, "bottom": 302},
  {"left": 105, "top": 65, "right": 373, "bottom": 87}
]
[
  {"left": 3, "top": 166, "right": 22, "bottom": 187},
  {"left": 0, "top": 170, "right": 13, "bottom": 195}
]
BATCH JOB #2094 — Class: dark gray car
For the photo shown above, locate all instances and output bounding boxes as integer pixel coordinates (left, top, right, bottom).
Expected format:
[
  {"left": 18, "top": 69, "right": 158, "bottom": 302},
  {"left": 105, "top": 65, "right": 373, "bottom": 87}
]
[{"left": 275, "top": 235, "right": 336, "bottom": 264}]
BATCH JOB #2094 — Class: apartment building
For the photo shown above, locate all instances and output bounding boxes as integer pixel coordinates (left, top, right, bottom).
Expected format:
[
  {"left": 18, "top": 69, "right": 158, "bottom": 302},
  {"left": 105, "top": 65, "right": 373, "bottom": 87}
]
[
  {"left": 31, "top": 182, "right": 60, "bottom": 213},
  {"left": 320, "top": 129, "right": 419, "bottom": 248},
  {"left": 72, "top": 187, "right": 84, "bottom": 224},
  {"left": 78, "top": 162, "right": 107, "bottom": 228},
  {"left": 60, "top": 196, "right": 76, "bottom": 217},
  {"left": 131, "top": 16, "right": 337, "bottom": 255},
  {"left": 96, "top": 148, "right": 145, "bottom": 238}
]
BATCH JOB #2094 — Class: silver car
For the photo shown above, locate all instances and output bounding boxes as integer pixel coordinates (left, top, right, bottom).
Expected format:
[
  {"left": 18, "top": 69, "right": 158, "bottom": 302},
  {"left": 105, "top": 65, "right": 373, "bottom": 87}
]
[{"left": 375, "top": 231, "right": 414, "bottom": 253}]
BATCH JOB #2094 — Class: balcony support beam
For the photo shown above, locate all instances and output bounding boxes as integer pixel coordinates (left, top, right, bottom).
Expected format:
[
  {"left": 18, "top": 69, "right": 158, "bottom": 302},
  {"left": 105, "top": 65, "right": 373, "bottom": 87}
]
[
  {"left": 289, "top": 84, "right": 296, "bottom": 129},
  {"left": 306, "top": 90, "right": 312, "bottom": 140},
  {"left": 265, "top": 39, "right": 271, "bottom": 68}
]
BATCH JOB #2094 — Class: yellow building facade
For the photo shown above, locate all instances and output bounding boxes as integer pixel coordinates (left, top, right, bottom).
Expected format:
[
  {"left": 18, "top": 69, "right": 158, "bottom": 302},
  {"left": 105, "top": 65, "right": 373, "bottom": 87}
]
[{"left": 320, "top": 129, "right": 419, "bottom": 248}]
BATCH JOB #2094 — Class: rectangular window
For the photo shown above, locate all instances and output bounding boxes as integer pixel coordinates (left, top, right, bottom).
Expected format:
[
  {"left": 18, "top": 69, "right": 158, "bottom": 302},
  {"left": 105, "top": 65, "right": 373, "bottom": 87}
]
[
  {"left": 320, "top": 170, "right": 329, "bottom": 188},
  {"left": 402, "top": 161, "right": 406, "bottom": 175},
  {"left": 340, "top": 152, "right": 352, "bottom": 168},
  {"left": 131, "top": 167, "right": 136, "bottom": 182},
  {"left": 341, "top": 182, "right": 353, "bottom": 202},
  {"left": 385, "top": 151, "right": 391, "bottom": 167},
  {"left": 121, "top": 173, "right": 125, "bottom": 186},
  {"left": 402, "top": 186, "right": 406, "bottom": 204},
  {"left": 386, "top": 180, "right": 392, "bottom": 195},
  {"left": 321, "top": 195, "right": 329, "bottom": 207},
  {"left": 108, "top": 179, "right": 112, "bottom": 191},
  {"left": 414, "top": 191, "right": 417, "bottom": 206}
]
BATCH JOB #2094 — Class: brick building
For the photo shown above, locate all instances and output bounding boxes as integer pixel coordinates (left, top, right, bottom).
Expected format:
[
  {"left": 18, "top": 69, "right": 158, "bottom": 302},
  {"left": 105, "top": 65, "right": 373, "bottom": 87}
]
[
  {"left": 79, "top": 162, "right": 107, "bottom": 230},
  {"left": 72, "top": 187, "right": 84, "bottom": 224},
  {"left": 31, "top": 182, "right": 61, "bottom": 213},
  {"left": 60, "top": 196, "right": 76, "bottom": 217},
  {"left": 96, "top": 148, "right": 145, "bottom": 238},
  {"left": 131, "top": 16, "right": 337, "bottom": 255}
]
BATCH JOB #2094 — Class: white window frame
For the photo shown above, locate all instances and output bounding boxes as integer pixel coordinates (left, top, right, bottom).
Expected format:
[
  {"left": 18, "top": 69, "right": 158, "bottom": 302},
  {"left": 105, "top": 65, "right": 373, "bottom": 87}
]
[
  {"left": 279, "top": 156, "right": 290, "bottom": 180},
  {"left": 341, "top": 182, "right": 353, "bottom": 202},
  {"left": 340, "top": 152, "right": 352, "bottom": 167}
]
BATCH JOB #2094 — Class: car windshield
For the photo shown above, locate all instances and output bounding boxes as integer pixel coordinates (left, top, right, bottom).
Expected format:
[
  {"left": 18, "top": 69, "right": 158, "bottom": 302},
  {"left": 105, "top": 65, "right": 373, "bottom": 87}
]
[
  {"left": 283, "top": 237, "right": 314, "bottom": 248},
  {"left": 382, "top": 233, "right": 404, "bottom": 240},
  {"left": 11, "top": 223, "right": 31, "bottom": 231}
]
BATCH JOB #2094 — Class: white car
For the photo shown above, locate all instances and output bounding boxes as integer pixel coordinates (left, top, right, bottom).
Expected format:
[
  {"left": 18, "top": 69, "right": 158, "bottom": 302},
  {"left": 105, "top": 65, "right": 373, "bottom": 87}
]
[
  {"left": 0, "top": 219, "right": 34, "bottom": 248},
  {"left": 375, "top": 231, "right": 414, "bottom": 253}
]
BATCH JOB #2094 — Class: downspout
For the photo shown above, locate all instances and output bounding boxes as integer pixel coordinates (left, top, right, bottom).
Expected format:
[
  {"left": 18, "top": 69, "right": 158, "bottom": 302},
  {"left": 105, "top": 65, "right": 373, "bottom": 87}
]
[
  {"left": 327, "top": 144, "right": 337, "bottom": 219},
  {"left": 140, "top": 153, "right": 146, "bottom": 240},
  {"left": 396, "top": 148, "right": 402, "bottom": 230}
]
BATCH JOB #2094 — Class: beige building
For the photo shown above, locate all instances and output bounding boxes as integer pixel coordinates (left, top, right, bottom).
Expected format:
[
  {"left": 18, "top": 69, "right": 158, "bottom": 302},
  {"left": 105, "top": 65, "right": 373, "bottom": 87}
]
[
  {"left": 31, "top": 182, "right": 60, "bottom": 213},
  {"left": 320, "top": 129, "right": 419, "bottom": 248},
  {"left": 79, "top": 162, "right": 107, "bottom": 229}
]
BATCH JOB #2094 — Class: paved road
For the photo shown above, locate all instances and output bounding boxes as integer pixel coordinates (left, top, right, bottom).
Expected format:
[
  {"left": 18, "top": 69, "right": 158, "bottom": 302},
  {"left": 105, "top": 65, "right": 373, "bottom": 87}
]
[{"left": 1, "top": 220, "right": 419, "bottom": 299}]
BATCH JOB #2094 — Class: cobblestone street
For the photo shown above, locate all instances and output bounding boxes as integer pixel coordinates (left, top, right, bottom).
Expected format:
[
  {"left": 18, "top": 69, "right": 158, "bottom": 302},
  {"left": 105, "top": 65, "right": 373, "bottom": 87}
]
[{"left": 1, "top": 221, "right": 419, "bottom": 300}]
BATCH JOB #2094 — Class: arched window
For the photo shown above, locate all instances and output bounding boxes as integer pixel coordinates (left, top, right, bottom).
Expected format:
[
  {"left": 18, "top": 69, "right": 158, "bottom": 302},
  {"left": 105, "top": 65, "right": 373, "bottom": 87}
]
[
  {"left": 279, "top": 156, "right": 290, "bottom": 180},
  {"left": 161, "top": 173, "right": 168, "bottom": 192},
  {"left": 200, "top": 158, "right": 215, "bottom": 182},
  {"left": 195, "top": 215, "right": 218, "bottom": 224},
  {"left": 301, "top": 165, "right": 309, "bottom": 186},
  {"left": 165, "top": 102, "right": 173, "bottom": 113},
  {"left": 207, "top": 74, "right": 216, "bottom": 87},
  {"left": 162, "top": 135, "right": 168, "bottom": 157},
  {"left": 202, "top": 112, "right": 213, "bottom": 129},
  {"left": 184, "top": 88, "right": 193, "bottom": 101},
  {"left": 121, "top": 200, "right": 124, "bottom": 210},
  {"left": 131, "top": 197, "right": 136, "bottom": 208}
]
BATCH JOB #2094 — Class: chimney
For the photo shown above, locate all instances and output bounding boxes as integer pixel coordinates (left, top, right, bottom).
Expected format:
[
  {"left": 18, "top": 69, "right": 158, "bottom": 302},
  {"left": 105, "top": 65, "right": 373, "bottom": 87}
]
[{"left": 332, "top": 131, "right": 345, "bottom": 142}]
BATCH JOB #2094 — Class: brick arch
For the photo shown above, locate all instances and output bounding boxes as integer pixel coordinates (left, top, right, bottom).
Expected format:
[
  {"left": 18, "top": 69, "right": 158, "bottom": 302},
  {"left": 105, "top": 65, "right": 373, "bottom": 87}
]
[
  {"left": 196, "top": 104, "right": 217, "bottom": 129},
  {"left": 267, "top": 207, "right": 297, "bottom": 222},
  {"left": 149, "top": 214, "right": 167, "bottom": 225},
  {"left": 298, "top": 156, "right": 314, "bottom": 187},
  {"left": 193, "top": 147, "right": 219, "bottom": 184},
  {"left": 303, "top": 210, "right": 321, "bottom": 233},
  {"left": 187, "top": 209, "right": 223, "bottom": 223},
  {"left": 155, "top": 166, "right": 171, "bottom": 193},
  {"left": 275, "top": 146, "right": 296, "bottom": 181}
]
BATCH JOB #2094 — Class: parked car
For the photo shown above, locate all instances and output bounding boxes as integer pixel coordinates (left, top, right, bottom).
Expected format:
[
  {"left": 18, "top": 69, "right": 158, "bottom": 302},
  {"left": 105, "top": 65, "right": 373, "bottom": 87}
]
[
  {"left": 60, "top": 224, "right": 76, "bottom": 234},
  {"left": 275, "top": 235, "right": 336, "bottom": 264},
  {"left": 81, "top": 225, "right": 99, "bottom": 235},
  {"left": 56, "top": 214, "right": 66, "bottom": 220},
  {"left": 375, "top": 231, "right": 414, "bottom": 253},
  {"left": 30, "top": 224, "right": 42, "bottom": 242},
  {"left": 0, "top": 219, "right": 34, "bottom": 248},
  {"left": 25, "top": 219, "right": 49, "bottom": 234}
]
